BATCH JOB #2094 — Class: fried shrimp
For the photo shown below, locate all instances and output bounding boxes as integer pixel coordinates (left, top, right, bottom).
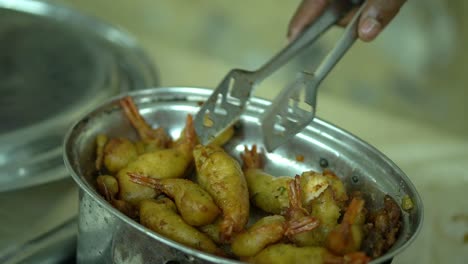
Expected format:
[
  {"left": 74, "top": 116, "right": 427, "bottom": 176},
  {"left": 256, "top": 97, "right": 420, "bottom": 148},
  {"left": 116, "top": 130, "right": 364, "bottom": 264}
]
[
  {"left": 139, "top": 198, "right": 221, "bottom": 255},
  {"left": 92, "top": 96, "right": 403, "bottom": 261},
  {"left": 193, "top": 144, "right": 250, "bottom": 243},
  {"left": 284, "top": 175, "right": 322, "bottom": 246},
  {"left": 102, "top": 137, "right": 139, "bottom": 173},
  {"left": 117, "top": 115, "right": 197, "bottom": 205},
  {"left": 129, "top": 173, "right": 220, "bottom": 226},
  {"left": 326, "top": 197, "right": 366, "bottom": 255},
  {"left": 248, "top": 243, "right": 369, "bottom": 264},
  {"left": 231, "top": 215, "right": 287, "bottom": 257},
  {"left": 119, "top": 96, "right": 171, "bottom": 151},
  {"left": 241, "top": 145, "right": 291, "bottom": 215}
]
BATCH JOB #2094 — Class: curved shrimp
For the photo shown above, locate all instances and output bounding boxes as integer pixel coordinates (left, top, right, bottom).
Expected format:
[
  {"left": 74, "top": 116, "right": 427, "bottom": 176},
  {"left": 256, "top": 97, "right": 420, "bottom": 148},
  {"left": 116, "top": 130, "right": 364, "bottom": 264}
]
[
  {"left": 231, "top": 207, "right": 319, "bottom": 257},
  {"left": 119, "top": 96, "right": 171, "bottom": 150},
  {"left": 129, "top": 173, "right": 220, "bottom": 226},
  {"left": 284, "top": 175, "right": 321, "bottom": 243},
  {"left": 117, "top": 115, "right": 198, "bottom": 205},
  {"left": 102, "top": 137, "right": 139, "bottom": 173},
  {"left": 193, "top": 144, "right": 250, "bottom": 243},
  {"left": 139, "top": 198, "right": 222, "bottom": 255},
  {"left": 326, "top": 197, "right": 366, "bottom": 255},
  {"left": 241, "top": 145, "right": 292, "bottom": 215},
  {"left": 291, "top": 170, "right": 348, "bottom": 247}
]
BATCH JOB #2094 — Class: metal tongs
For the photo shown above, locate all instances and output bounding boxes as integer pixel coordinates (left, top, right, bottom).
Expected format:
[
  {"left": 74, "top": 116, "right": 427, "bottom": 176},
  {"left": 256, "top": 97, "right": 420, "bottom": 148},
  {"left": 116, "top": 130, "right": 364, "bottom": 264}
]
[{"left": 194, "top": 0, "right": 365, "bottom": 151}]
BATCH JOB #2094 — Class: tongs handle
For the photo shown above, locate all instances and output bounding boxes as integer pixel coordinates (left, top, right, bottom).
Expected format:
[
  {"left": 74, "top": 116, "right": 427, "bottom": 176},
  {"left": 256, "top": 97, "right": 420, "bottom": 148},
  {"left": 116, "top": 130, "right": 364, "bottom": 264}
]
[
  {"left": 261, "top": 1, "right": 366, "bottom": 151},
  {"left": 307, "top": 1, "right": 365, "bottom": 101},
  {"left": 252, "top": 0, "right": 356, "bottom": 83}
]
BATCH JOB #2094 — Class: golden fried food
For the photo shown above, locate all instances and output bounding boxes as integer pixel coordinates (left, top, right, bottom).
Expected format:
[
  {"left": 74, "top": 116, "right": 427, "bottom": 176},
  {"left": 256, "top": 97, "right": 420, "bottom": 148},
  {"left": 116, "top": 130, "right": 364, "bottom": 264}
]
[
  {"left": 139, "top": 198, "right": 221, "bottom": 255},
  {"left": 103, "top": 137, "right": 139, "bottom": 173},
  {"left": 327, "top": 197, "right": 366, "bottom": 255},
  {"left": 303, "top": 188, "right": 342, "bottom": 246},
  {"left": 300, "top": 170, "right": 347, "bottom": 209},
  {"left": 199, "top": 220, "right": 223, "bottom": 245},
  {"left": 209, "top": 125, "right": 234, "bottom": 147},
  {"left": 129, "top": 173, "right": 220, "bottom": 226},
  {"left": 231, "top": 215, "right": 286, "bottom": 257},
  {"left": 284, "top": 175, "right": 322, "bottom": 246},
  {"left": 230, "top": 185, "right": 320, "bottom": 258},
  {"left": 93, "top": 95, "right": 403, "bottom": 262},
  {"left": 248, "top": 243, "right": 369, "bottom": 264},
  {"left": 117, "top": 115, "right": 197, "bottom": 205},
  {"left": 95, "top": 134, "right": 108, "bottom": 171},
  {"left": 249, "top": 243, "right": 370, "bottom": 264},
  {"left": 96, "top": 175, "right": 119, "bottom": 200},
  {"left": 290, "top": 170, "right": 348, "bottom": 246},
  {"left": 241, "top": 145, "right": 291, "bottom": 215},
  {"left": 96, "top": 175, "right": 137, "bottom": 218},
  {"left": 322, "top": 170, "right": 348, "bottom": 206},
  {"left": 193, "top": 144, "right": 250, "bottom": 242}
]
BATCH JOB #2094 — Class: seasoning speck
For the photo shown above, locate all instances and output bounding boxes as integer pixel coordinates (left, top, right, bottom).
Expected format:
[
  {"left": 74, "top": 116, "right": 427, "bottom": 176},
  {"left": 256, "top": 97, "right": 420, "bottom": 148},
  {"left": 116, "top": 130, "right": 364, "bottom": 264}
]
[
  {"left": 296, "top": 155, "right": 304, "bottom": 162},
  {"left": 401, "top": 195, "right": 414, "bottom": 211}
]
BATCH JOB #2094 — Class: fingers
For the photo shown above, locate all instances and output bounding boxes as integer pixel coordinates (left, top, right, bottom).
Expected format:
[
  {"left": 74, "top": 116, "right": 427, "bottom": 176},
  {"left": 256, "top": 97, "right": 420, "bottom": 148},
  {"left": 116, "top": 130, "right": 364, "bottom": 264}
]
[
  {"left": 288, "top": 0, "right": 407, "bottom": 43},
  {"left": 288, "top": 0, "right": 330, "bottom": 42},
  {"left": 358, "top": 0, "right": 407, "bottom": 42}
]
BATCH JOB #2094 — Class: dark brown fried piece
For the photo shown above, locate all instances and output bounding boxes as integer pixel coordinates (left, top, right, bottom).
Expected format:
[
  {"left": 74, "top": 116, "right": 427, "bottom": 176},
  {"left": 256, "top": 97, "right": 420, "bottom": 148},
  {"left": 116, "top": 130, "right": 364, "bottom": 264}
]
[{"left": 361, "top": 195, "right": 401, "bottom": 258}]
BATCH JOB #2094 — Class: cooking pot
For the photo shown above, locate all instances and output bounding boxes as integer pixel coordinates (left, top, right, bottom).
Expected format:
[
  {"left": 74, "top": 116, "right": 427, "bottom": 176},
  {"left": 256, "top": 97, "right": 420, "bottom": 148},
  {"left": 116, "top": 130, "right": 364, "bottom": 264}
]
[{"left": 63, "top": 87, "right": 423, "bottom": 264}]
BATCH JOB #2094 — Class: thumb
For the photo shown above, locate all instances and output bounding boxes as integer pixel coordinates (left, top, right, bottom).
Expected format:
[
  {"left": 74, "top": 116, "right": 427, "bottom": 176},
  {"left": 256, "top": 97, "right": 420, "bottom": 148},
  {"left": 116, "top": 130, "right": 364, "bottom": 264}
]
[{"left": 358, "top": 0, "right": 407, "bottom": 42}]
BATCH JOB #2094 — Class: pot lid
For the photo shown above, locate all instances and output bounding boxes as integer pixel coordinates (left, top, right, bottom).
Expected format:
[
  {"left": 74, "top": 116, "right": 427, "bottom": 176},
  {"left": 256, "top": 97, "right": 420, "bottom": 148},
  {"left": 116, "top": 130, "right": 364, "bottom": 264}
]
[{"left": 0, "top": 0, "right": 159, "bottom": 192}]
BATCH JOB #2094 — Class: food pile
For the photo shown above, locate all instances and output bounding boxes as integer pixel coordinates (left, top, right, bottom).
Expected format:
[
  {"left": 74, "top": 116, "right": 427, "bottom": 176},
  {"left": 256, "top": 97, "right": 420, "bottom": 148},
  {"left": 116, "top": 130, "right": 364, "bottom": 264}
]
[{"left": 94, "top": 96, "right": 402, "bottom": 264}]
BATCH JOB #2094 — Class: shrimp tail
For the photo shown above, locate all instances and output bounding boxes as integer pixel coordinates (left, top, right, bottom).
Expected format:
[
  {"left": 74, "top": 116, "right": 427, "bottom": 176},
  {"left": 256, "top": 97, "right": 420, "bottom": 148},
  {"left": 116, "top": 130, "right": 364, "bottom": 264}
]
[{"left": 128, "top": 172, "right": 163, "bottom": 190}]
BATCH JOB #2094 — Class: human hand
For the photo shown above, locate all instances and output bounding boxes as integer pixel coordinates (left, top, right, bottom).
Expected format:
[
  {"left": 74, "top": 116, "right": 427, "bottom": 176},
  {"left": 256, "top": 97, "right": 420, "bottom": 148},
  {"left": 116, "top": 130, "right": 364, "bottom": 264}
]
[{"left": 288, "top": 0, "right": 406, "bottom": 42}]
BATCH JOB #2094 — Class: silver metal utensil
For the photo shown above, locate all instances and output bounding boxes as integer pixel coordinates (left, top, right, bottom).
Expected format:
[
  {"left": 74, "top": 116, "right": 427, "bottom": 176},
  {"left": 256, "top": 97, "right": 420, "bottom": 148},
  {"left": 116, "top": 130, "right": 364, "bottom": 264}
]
[
  {"left": 262, "top": 2, "right": 366, "bottom": 151},
  {"left": 194, "top": 0, "right": 361, "bottom": 145}
]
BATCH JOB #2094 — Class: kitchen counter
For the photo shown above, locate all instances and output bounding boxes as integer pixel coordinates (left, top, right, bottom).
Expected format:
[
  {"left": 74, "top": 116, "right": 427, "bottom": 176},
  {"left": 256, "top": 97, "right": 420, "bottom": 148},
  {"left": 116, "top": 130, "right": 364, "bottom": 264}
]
[{"left": 1, "top": 0, "right": 467, "bottom": 263}]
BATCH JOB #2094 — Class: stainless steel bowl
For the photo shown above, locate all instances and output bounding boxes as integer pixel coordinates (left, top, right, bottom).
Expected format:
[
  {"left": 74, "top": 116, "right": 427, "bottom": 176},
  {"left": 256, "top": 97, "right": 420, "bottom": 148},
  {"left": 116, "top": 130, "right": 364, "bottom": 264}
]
[{"left": 63, "top": 87, "right": 423, "bottom": 264}]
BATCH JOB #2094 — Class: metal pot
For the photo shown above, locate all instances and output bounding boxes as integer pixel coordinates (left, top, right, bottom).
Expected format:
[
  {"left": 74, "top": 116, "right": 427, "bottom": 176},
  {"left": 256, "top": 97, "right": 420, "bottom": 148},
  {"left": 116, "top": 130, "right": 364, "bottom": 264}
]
[
  {"left": 63, "top": 87, "right": 423, "bottom": 264},
  {"left": 0, "top": 0, "right": 158, "bottom": 192}
]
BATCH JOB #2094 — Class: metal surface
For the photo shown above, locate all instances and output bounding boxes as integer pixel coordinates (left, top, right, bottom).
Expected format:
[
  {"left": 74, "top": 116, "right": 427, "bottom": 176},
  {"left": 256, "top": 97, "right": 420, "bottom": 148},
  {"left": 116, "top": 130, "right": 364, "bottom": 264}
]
[
  {"left": 0, "top": 0, "right": 158, "bottom": 192},
  {"left": 194, "top": 0, "right": 357, "bottom": 145},
  {"left": 64, "top": 87, "right": 423, "bottom": 264},
  {"left": 0, "top": 217, "right": 77, "bottom": 264},
  {"left": 261, "top": 2, "right": 365, "bottom": 151}
]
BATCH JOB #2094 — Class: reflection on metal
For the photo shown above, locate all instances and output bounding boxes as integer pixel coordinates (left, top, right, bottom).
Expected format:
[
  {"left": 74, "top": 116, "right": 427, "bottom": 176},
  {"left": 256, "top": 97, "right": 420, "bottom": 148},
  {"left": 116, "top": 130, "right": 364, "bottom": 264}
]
[{"left": 0, "top": 0, "right": 159, "bottom": 192}]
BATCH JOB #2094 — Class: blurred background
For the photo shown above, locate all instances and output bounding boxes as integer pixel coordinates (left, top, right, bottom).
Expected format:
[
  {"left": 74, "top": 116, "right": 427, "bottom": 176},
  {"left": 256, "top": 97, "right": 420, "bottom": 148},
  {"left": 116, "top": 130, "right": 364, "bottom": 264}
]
[
  {"left": 1, "top": 0, "right": 467, "bottom": 263},
  {"left": 53, "top": 0, "right": 468, "bottom": 137}
]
